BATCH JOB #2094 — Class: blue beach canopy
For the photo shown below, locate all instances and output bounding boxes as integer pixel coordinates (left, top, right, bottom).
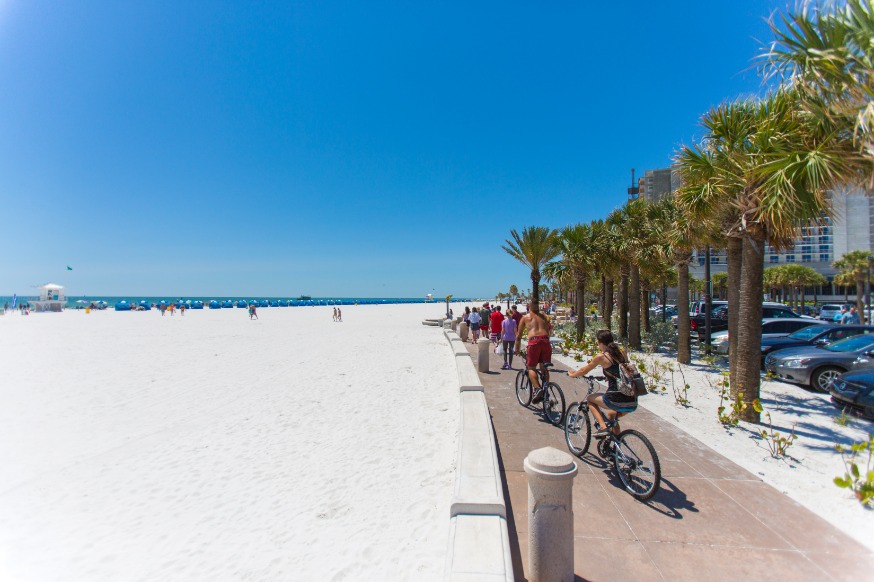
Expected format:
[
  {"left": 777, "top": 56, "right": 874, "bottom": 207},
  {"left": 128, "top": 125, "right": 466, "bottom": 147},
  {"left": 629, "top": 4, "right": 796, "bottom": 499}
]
[
  {"left": 236, "top": 300, "right": 248, "bottom": 308},
  {"left": 115, "top": 300, "right": 131, "bottom": 311}
]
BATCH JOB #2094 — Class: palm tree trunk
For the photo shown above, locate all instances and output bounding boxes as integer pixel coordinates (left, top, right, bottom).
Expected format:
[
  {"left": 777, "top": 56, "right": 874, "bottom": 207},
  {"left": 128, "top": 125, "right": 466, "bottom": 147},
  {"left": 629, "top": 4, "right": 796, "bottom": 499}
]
[
  {"left": 531, "top": 272, "right": 541, "bottom": 312},
  {"left": 677, "top": 258, "right": 691, "bottom": 364},
  {"left": 604, "top": 277, "right": 614, "bottom": 331},
  {"left": 727, "top": 237, "right": 742, "bottom": 389},
  {"left": 598, "top": 273, "right": 607, "bottom": 317},
  {"left": 735, "top": 231, "right": 764, "bottom": 423},
  {"left": 574, "top": 275, "right": 586, "bottom": 339},
  {"left": 619, "top": 266, "right": 629, "bottom": 339},
  {"left": 856, "top": 272, "right": 865, "bottom": 317},
  {"left": 642, "top": 281, "right": 651, "bottom": 334},
  {"left": 629, "top": 265, "right": 641, "bottom": 349},
  {"left": 800, "top": 287, "right": 805, "bottom": 314}
]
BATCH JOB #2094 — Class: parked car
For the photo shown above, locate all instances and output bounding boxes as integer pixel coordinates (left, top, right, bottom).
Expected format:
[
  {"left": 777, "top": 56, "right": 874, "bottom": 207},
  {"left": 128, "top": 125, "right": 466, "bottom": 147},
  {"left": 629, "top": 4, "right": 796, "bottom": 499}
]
[
  {"left": 761, "top": 325, "right": 874, "bottom": 366},
  {"left": 690, "top": 302, "right": 804, "bottom": 340},
  {"left": 712, "top": 318, "right": 828, "bottom": 355},
  {"left": 800, "top": 305, "right": 820, "bottom": 317},
  {"left": 829, "top": 370, "right": 874, "bottom": 420},
  {"left": 765, "top": 334, "right": 874, "bottom": 392},
  {"left": 819, "top": 304, "right": 849, "bottom": 321}
]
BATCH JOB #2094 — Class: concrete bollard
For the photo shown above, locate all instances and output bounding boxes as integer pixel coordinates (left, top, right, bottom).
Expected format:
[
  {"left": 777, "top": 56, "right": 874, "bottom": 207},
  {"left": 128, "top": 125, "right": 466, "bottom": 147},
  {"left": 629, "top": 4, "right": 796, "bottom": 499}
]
[
  {"left": 523, "top": 447, "right": 578, "bottom": 582},
  {"left": 443, "top": 319, "right": 451, "bottom": 329},
  {"left": 459, "top": 322, "right": 469, "bottom": 342},
  {"left": 477, "top": 337, "right": 490, "bottom": 372},
  {"left": 450, "top": 318, "right": 458, "bottom": 332}
]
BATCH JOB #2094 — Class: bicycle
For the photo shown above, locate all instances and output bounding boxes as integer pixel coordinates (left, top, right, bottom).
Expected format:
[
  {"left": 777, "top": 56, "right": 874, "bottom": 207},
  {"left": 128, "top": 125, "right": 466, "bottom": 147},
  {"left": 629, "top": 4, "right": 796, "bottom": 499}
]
[
  {"left": 515, "top": 362, "right": 566, "bottom": 427},
  {"left": 564, "top": 376, "right": 661, "bottom": 501}
]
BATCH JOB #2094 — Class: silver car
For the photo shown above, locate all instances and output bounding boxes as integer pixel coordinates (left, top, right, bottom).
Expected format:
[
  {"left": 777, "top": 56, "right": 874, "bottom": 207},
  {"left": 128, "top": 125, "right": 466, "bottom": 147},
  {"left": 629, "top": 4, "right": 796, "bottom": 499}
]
[
  {"left": 712, "top": 318, "right": 827, "bottom": 355},
  {"left": 819, "top": 304, "right": 848, "bottom": 322},
  {"left": 765, "top": 334, "right": 874, "bottom": 392}
]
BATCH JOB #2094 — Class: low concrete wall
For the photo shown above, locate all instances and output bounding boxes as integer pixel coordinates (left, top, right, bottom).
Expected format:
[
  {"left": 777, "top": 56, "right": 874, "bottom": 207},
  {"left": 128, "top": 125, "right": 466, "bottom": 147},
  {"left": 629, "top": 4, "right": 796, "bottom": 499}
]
[{"left": 440, "top": 331, "right": 514, "bottom": 581}]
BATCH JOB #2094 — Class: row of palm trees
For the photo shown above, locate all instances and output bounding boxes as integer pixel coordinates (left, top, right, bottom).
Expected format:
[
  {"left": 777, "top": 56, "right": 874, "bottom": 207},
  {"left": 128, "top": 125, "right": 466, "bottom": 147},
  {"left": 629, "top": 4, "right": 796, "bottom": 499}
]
[{"left": 503, "top": 1, "right": 873, "bottom": 423}]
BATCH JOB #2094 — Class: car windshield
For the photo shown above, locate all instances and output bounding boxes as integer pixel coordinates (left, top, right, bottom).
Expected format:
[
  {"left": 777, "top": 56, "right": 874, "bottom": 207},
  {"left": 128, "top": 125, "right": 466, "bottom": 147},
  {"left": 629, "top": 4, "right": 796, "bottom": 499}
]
[
  {"left": 788, "top": 326, "right": 828, "bottom": 340},
  {"left": 824, "top": 335, "right": 874, "bottom": 352}
]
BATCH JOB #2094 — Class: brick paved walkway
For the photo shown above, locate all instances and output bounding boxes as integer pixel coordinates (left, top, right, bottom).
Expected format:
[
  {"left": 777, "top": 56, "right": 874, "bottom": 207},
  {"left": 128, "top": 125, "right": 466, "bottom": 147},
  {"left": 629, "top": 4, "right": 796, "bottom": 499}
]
[{"left": 466, "top": 340, "right": 874, "bottom": 582}]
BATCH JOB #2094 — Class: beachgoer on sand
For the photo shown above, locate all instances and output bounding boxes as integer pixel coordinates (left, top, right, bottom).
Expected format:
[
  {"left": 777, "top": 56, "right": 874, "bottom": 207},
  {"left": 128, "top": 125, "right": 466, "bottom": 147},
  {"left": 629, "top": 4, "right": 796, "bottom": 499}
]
[
  {"left": 516, "top": 302, "right": 553, "bottom": 403},
  {"left": 468, "top": 307, "right": 482, "bottom": 343},
  {"left": 337, "top": 308, "right": 342, "bottom": 322},
  {"left": 567, "top": 329, "right": 637, "bottom": 437}
]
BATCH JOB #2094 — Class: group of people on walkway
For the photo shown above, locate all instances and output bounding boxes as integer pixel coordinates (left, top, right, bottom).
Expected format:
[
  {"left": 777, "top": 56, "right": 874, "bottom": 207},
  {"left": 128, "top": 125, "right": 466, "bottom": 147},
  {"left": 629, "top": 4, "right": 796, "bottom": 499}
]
[{"left": 462, "top": 303, "right": 528, "bottom": 369}]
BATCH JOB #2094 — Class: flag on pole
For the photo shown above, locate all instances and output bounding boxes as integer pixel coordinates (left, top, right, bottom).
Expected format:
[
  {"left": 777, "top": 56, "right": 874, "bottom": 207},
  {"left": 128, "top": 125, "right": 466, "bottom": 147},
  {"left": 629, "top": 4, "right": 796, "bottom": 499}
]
[
  {"left": 11, "top": 294, "right": 17, "bottom": 309},
  {"left": 67, "top": 266, "right": 73, "bottom": 270}
]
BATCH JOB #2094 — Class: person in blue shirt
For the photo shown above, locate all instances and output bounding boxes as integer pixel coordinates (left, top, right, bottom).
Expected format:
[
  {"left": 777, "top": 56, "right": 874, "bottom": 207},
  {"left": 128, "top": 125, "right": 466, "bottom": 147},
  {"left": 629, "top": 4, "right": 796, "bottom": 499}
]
[{"left": 842, "top": 306, "right": 861, "bottom": 324}]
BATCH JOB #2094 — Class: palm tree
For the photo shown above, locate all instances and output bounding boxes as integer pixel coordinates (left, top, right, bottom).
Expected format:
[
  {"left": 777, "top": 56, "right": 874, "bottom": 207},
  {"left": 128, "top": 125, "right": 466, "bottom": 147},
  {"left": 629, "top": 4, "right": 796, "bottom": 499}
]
[
  {"left": 557, "top": 223, "right": 599, "bottom": 339},
  {"left": 589, "top": 219, "right": 617, "bottom": 331},
  {"left": 676, "top": 99, "right": 758, "bottom": 390},
  {"left": 660, "top": 195, "right": 705, "bottom": 364},
  {"left": 764, "top": 0, "right": 874, "bottom": 185},
  {"left": 834, "top": 250, "right": 873, "bottom": 316},
  {"left": 606, "top": 206, "right": 633, "bottom": 340},
  {"left": 502, "top": 227, "right": 560, "bottom": 313},
  {"left": 678, "top": 89, "right": 854, "bottom": 422},
  {"left": 508, "top": 284, "right": 518, "bottom": 309},
  {"left": 711, "top": 272, "right": 728, "bottom": 300}
]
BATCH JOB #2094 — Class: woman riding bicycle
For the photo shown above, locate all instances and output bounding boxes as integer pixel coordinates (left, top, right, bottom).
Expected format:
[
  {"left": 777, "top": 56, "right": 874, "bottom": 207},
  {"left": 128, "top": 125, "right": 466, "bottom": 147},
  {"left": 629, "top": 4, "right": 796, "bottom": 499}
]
[{"left": 567, "top": 330, "right": 637, "bottom": 436}]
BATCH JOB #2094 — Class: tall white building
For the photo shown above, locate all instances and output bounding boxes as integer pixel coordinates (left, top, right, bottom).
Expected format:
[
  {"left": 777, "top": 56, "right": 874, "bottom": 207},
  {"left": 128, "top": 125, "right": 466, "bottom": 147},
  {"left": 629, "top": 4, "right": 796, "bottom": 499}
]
[{"left": 689, "top": 188, "right": 872, "bottom": 293}]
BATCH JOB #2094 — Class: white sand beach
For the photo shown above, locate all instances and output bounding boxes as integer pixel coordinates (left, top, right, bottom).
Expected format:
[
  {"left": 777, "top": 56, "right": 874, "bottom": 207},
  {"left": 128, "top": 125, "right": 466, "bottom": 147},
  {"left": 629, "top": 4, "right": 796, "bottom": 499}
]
[{"left": 0, "top": 303, "right": 459, "bottom": 581}]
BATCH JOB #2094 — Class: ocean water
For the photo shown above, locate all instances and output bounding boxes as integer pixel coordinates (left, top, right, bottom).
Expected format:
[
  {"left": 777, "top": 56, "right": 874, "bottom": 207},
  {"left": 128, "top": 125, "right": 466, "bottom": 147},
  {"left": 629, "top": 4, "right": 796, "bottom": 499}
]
[{"left": 0, "top": 295, "right": 465, "bottom": 309}]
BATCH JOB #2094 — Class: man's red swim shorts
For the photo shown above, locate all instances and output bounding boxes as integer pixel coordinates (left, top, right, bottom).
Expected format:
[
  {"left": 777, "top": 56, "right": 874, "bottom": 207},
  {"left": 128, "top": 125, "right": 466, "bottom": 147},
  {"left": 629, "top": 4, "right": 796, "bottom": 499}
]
[{"left": 526, "top": 335, "right": 552, "bottom": 368}]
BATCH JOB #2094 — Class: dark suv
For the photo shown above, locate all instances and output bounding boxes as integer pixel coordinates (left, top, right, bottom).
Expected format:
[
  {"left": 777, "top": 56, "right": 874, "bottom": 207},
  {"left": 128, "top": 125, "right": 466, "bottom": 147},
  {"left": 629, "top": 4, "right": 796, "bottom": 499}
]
[{"left": 691, "top": 303, "right": 803, "bottom": 340}]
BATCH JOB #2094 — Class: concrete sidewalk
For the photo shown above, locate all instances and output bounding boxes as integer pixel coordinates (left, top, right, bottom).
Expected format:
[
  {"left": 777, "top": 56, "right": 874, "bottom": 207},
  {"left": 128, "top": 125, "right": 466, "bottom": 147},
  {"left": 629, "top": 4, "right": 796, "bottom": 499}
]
[{"left": 466, "top": 340, "right": 874, "bottom": 582}]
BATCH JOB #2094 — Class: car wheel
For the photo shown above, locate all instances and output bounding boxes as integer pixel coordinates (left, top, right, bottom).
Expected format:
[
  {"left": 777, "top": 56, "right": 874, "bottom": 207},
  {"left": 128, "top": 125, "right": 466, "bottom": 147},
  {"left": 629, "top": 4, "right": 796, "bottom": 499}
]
[{"left": 811, "top": 366, "right": 843, "bottom": 392}]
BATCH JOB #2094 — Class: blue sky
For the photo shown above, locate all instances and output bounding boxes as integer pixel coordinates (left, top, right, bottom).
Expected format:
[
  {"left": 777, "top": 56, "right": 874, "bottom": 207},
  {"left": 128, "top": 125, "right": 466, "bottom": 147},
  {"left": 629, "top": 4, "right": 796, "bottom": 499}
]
[{"left": 0, "top": 1, "right": 785, "bottom": 297}]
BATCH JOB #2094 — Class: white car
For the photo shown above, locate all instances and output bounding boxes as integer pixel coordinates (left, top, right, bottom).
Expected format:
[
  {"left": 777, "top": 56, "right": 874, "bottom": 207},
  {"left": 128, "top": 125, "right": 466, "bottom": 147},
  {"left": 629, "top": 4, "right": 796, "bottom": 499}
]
[{"left": 711, "top": 318, "right": 828, "bottom": 354}]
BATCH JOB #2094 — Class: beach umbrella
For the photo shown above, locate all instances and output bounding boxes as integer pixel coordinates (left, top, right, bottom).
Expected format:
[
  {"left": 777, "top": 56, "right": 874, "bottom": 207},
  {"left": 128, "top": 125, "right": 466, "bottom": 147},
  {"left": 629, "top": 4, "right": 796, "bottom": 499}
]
[{"left": 115, "top": 300, "right": 131, "bottom": 311}]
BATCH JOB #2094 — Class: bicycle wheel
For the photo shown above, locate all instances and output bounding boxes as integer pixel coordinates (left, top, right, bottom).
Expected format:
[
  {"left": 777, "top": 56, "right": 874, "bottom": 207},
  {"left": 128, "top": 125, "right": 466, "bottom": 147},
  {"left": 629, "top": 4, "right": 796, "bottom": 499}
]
[
  {"left": 542, "top": 382, "right": 566, "bottom": 427},
  {"left": 612, "top": 429, "right": 661, "bottom": 501},
  {"left": 564, "top": 402, "right": 591, "bottom": 457},
  {"left": 515, "top": 369, "right": 531, "bottom": 407}
]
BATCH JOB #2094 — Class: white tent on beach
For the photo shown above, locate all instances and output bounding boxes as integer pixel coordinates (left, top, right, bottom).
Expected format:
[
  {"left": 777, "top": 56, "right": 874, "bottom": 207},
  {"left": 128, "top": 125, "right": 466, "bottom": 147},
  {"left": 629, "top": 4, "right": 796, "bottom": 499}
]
[{"left": 30, "top": 283, "right": 66, "bottom": 312}]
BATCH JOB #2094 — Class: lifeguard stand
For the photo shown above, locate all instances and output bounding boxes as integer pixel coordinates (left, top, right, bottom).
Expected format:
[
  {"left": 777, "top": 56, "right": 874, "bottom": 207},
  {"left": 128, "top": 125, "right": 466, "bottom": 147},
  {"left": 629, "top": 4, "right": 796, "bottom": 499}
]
[{"left": 30, "top": 283, "right": 66, "bottom": 312}]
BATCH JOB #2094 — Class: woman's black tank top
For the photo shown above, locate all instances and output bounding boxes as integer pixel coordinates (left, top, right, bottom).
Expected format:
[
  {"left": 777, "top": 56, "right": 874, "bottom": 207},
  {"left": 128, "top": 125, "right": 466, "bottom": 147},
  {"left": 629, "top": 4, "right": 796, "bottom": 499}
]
[{"left": 603, "top": 353, "right": 622, "bottom": 392}]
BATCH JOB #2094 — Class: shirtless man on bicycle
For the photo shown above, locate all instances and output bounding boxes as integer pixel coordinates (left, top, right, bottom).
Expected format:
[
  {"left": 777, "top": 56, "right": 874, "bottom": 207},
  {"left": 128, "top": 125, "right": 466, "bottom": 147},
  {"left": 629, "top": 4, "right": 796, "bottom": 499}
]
[{"left": 515, "top": 302, "right": 553, "bottom": 404}]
